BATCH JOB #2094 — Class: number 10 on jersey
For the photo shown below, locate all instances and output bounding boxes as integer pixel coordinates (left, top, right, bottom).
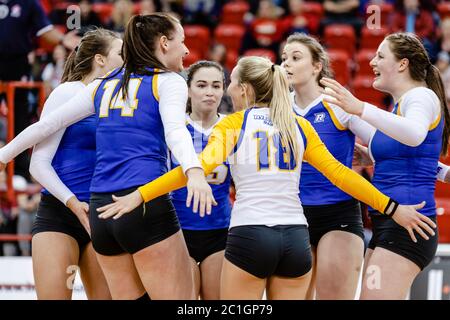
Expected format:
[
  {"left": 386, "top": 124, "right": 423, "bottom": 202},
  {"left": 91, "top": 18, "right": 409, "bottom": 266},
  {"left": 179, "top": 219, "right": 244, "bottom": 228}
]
[{"left": 253, "top": 131, "right": 297, "bottom": 171}]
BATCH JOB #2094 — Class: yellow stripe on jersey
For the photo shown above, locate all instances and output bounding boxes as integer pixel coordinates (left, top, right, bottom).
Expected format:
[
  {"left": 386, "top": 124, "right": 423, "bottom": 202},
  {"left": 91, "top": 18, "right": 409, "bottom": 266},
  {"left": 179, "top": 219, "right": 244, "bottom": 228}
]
[
  {"left": 322, "top": 100, "right": 346, "bottom": 131},
  {"left": 152, "top": 69, "right": 160, "bottom": 101},
  {"left": 138, "top": 110, "right": 246, "bottom": 202},
  {"left": 396, "top": 99, "right": 441, "bottom": 131},
  {"left": 297, "top": 117, "right": 390, "bottom": 214},
  {"left": 92, "top": 69, "right": 116, "bottom": 102},
  {"left": 429, "top": 111, "right": 441, "bottom": 131},
  {"left": 396, "top": 100, "right": 402, "bottom": 116}
]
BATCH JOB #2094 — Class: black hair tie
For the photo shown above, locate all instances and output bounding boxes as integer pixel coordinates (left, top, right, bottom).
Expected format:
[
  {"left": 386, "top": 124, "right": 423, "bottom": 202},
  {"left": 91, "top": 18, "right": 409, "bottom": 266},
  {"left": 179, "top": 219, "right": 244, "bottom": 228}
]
[{"left": 271, "top": 64, "right": 275, "bottom": 72}]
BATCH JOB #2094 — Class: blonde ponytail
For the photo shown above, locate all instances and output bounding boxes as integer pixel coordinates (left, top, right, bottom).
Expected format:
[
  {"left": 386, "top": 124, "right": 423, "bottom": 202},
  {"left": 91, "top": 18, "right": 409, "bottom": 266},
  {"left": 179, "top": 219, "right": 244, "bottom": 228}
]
[
  {"left": 237, "top": 56, "right": 299, "bottom": 165},
  {"left": 271, "top": 64, "right": 299, "bottom": 163}
]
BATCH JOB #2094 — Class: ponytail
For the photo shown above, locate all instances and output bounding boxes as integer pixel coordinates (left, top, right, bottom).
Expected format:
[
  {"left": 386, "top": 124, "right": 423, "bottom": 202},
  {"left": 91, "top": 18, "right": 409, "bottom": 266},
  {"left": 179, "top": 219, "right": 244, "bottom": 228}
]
[
  {"left": 238, "top": 56, "right": 299, "bottom": 165},
  {"left": 426, "top": 64, "right": 450, "bottom": 156},
  {"left": 270, "top": 64, "right": 299, "bottom": 163},
  {"left": 61, "top": 49, "right": 77, "bottom": 83}
]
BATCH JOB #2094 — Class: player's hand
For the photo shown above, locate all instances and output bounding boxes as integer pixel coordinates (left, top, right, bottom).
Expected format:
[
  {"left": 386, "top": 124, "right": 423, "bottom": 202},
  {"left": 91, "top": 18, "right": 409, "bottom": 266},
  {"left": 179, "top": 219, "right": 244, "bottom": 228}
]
[
  {"left": 0, "top": 162, "right": 6, "bottom": 172},
  {"left": 353, "top": 143, "right": 373, "bottom": 167},
  {"left": 186, "top": 167, "right": 217, "bottom": 217},
  {"left": 66, "top": 196, "right": 91, "bottom": 235},
  {"left": 97, "top": 190, "right": 143, "bottom": 220},
  {"left": 320, "top": 77, "right": 365, "bottom": 116},
  {"left": 391, "top": 201, "right": 436, "bottom": 243}
]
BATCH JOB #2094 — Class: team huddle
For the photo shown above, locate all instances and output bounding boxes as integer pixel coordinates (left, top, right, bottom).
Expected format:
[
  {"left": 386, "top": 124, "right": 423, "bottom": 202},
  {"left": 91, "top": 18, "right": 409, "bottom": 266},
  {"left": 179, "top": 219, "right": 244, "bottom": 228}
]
[{"left": 0, "top": 13, "right": 449, "bottom": 300}]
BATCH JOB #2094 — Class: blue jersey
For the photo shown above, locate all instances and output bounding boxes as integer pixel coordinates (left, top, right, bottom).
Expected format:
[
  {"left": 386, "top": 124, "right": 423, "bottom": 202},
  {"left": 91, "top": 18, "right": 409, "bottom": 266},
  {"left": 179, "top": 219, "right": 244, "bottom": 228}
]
[
  {"left": 369, "top": 102, "right": 444, "bottom": 216},
  {"left": 296, "top": 99, "right": 355, "bottom": 205},
  {"left": 42, "top": 115, "right": 96, "bottom": 202},
  {"left": 170, "top": 115, "right": 231, "bottom": 230},
  {"left": 39, "top": 82, "right": 95, "bottom": 203},
  {"left": 91, "top": 68, "right": 168, "bottom": 192}
]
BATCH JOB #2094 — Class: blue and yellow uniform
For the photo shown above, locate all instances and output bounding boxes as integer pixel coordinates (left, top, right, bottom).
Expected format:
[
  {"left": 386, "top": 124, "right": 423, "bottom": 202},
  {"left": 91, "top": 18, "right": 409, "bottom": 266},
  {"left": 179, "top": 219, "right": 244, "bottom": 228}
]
[
  {"left": 89, "top": 68, "right": 180, "bottom": 256},
  {"left": 369, "top": 102, "right": 443, "bottom": 217},
  {"left": 368, "top": 94, "right": 443, "bottom": 270},
  {"left": 294, "top": 97, "right": 363, "bottom": 247},
  {"left": 170, "top": 116, "right": 231, "bottom": 231},
  {"left": 41, "top": 116, "right": 96, "bottom": 202},
  {"left": 296, "top": 100, "right": 355, "bottom": 205},
  {"left": 91, "top": 68, "right": 167, "bottom": 193},
  {"left": 170, "top": 115, "right": 231, "bottom": 262},
  {"left": 137, "top": 108, "right": 397, "bottom": 278},
  {"left": 33, "top": 82, "right": 96, "bottom": 249}
]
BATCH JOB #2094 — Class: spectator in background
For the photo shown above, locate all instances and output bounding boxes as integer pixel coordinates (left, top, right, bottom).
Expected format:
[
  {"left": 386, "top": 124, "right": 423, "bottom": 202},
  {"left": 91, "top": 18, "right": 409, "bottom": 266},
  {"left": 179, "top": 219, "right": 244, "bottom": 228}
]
[
  {"left": 435, "top": 18, "right": 450, "bottom": 73},
  {"left": 241, "top": 0, "right": 286, "bottom": 55},
  {"left": 436, "top": 18, "right": 450, "bottom": 102},
  {"left": 207, "top": 43, "right": 233, "bottom": 114},
  {"left": 17, "top": 181, "right": 40, "bottom": 256},
  {"left": 282, "top": 0, "right": 320, "bottom": 35},
  {"left": 0, "top": 139, "right": 29, "bottom": 256},
  {"left": 42, "top": 45, "right": 67, "bottom": 96},
  {"left": 139, "top": 0, "right": 161, "bottom": 15},
  {"left": 245, "top": 0, "right": 288, "bottom": 24},
  {"left": 78, "top": 0, "right": 104, "bottom": 34},
  {"left": 0, "top": 0, "right": 79, "bottom": 180},
  {"left": 320, "top": 0, "right": 364, "bottom": 35},
  {"left": 183, "top": 0, "right": 223, "bottom": 30},
  {"left": 106, "top": 0, "right": 134, "bottom": 34},
  {"left": 208, "top": 43, "right": 229, "bottom": 80},
  {"left": 392, "top": 0, "right": 436, "bottom": 59}
]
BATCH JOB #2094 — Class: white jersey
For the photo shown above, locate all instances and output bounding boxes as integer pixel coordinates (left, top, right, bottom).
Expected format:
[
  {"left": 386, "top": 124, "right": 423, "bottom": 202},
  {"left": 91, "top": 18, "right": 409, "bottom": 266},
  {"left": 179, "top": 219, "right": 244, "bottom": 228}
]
[{"left": 227, "top": 107, "right": 308, "bottom": 228}]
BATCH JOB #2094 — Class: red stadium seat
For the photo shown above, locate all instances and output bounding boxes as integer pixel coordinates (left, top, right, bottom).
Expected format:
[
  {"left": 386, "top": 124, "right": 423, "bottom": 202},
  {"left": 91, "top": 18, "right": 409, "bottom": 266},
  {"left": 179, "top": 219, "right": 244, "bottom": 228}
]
[
  {"left": 360, "top": 26, "right": 388, "bottom": 50},
  {"left": 221, "top": 1, "right": 250, "bottom": 25},
  {"left": 436, "top": 197, "right": 450, "bottom": 243},
  {"left": 301, "top": 2, "right": 323, "bottom": 19},
  {"left": 92, "top": 3, "right": 114, "bottom": 25},
  {"left": 184, "top": 25, "right": 211, "bottom": 59},
  {"left": 214, "top": 24, "right": 246, "bottom": 53},
  {"left": 243, "top": 49, "right": 276, "bottom": 62},
  {"left": 328, "top": 49, "right": 351, "bottom": 86},
  {"left": 438, "top": 2, "right": 450, "bottom": 19},
  {"left": 300, "top": 2, "right": 323, "bottom": 34},
  {"left": 183, "top": 50, "right": 201, "bottom": 68},
  {"left": 226, "top": 50, "right": 239, "bottom": 71},
  {"left": 352, "top": 75, "right": 387, "bottom": 108},
  {"left": 324, "top": 24, "right": 356, "bottom": 57},
  {"left": 355, "top": 49, "right": 376, "bottom": 77}
]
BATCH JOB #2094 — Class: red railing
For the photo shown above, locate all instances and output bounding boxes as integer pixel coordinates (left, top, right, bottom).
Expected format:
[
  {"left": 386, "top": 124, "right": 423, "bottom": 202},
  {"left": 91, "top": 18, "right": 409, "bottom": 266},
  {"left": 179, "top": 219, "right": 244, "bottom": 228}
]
[{"left": 0, "top": 81, "right": 45, "bottom": 204}]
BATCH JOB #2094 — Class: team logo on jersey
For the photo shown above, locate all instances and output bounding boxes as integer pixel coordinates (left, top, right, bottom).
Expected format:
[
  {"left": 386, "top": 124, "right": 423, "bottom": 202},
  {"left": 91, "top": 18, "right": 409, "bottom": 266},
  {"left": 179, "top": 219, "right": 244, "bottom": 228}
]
[
  {"left": 253, "top": 114, "right": 273, "bottom": 126},
  {"left": 313, "top": 112, "right": 326, "bottom": 123},
  {"left": 10, "top": 4, "right": 21, "bottom": 17}
]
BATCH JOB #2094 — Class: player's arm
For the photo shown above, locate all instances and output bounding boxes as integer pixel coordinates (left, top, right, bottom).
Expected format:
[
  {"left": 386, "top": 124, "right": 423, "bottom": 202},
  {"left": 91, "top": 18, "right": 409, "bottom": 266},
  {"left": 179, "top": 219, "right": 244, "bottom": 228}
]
[
  {"left": 96, "top": 111, "right": 244, "bottom": 220},
  {"left": 299, "top": 117, "right": 436, "bottom": 242},
  {"left": 0, "top": 81, "right": 97, "bottom": 168},
  {"left": 29, "top": 85, "right": 90, "bottom": 233}
]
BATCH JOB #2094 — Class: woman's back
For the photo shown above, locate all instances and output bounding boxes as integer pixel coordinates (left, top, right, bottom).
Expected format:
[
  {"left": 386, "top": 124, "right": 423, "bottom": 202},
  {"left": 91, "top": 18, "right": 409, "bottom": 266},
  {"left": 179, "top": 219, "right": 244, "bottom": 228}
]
[
  {"left": 227, "top": 107, "right": 307, "bottom": 228},
  {"left": 91, "top": 69, "right": 176, "bottom": 193}
]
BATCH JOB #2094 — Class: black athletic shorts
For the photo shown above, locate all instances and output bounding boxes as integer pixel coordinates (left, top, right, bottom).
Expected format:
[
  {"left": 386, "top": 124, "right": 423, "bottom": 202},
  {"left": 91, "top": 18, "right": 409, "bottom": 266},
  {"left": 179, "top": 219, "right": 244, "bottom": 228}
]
[
  {"left": 32, "top": 194, "right": 91, "bottom": 250},
  {"left": 303, "top": 199, "right": 365, "bottom": 247},
  {"left": 89, "top": 188, "right": 180, "bottom": 256},
  {"left": 225, "top": 225, "right": 312, "bottom": 279},
  {"left": 368, "top": 214, "right": 438, "bottom": 270},
  {"left": 182, "top": 228, "right": 228, "bottom": 263}
]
